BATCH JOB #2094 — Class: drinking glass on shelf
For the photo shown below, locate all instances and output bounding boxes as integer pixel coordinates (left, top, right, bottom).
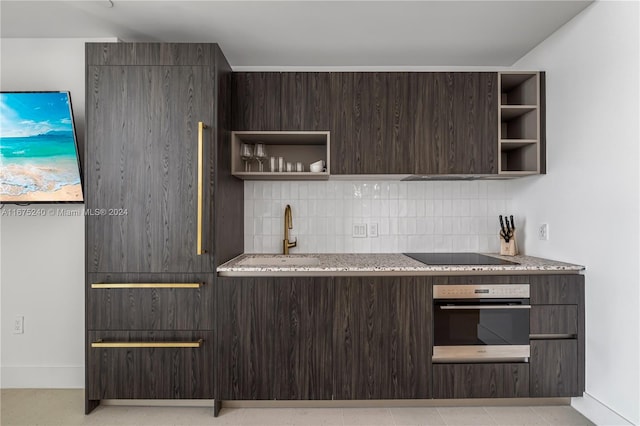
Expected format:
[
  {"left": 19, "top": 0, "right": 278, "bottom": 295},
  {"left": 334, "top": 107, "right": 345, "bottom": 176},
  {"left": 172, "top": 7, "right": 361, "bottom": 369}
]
[
  {"left": 240, "top": 143, "right": 253, "bottom": 172},
  {"left": 254, "top": 143, "right": 267, "bottom": 172}
]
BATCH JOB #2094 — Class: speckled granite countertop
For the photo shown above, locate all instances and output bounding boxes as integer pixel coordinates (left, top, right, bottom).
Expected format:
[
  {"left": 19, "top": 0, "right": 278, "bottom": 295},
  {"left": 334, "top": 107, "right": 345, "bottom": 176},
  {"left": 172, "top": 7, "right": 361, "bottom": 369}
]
[{"left": 217, "top": 253, "right": 585, "bottom": 276}]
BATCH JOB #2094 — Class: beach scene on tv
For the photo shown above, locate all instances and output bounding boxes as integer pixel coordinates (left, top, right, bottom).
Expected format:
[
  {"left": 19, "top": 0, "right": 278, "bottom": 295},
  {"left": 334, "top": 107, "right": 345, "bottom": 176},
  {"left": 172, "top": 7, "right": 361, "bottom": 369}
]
[{"left": 0, "top": 92, "right": 83, "bottom": 203}]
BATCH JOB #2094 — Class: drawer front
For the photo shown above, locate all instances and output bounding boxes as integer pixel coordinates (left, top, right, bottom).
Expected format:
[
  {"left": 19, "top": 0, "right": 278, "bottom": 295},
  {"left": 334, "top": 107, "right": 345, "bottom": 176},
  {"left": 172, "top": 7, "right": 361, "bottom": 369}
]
[
  {"left": 530, "top": 275, "right": 583, "bottom": 305},
  {"left": 530, "top": 305, "right": 578, "bottom": 336},
  {"left": 433, "top": 363, "right": 529, "bottom": 399},
  {"left": 88, "top": 273, "right": 214, "bottom": 330},
  {"left": 87, "top": 330, "right": 213, "bottom": 399}
]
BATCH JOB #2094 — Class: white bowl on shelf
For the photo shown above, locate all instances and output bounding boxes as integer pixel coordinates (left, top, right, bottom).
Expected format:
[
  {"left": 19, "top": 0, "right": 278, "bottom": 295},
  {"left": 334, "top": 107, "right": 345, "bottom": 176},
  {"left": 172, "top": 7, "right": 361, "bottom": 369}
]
[{"left": 309, "top": 160, "right": 325, "bottom": 173}]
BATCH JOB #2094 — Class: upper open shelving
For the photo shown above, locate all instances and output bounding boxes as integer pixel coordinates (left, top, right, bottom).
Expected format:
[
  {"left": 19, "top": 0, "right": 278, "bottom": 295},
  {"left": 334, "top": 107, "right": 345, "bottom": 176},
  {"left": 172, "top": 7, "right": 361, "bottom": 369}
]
[
  {"left": 498, "top": 72, "right": 543, "bottom": 175},
  {"left": 231, "top": 131, "right": 330, "bottom": 180}
]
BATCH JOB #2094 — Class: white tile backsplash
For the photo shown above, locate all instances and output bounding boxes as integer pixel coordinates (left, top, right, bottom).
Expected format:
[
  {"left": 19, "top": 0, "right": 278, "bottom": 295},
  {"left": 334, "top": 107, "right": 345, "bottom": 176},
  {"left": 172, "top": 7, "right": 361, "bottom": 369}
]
[{"left": 244, "top": 180, "right": 512, "bottom": 254}]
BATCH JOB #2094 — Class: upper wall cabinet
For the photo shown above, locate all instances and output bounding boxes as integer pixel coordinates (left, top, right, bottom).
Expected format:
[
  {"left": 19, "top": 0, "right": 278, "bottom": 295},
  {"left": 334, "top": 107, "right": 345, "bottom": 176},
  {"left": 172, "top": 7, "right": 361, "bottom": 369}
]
[
  {"left": 498, "top": 71, "right": 546, "bottom": 175},
  {"left": 330, "top": 73, "right": 415, "bottom": 174},
  {"left": 232, "top": 72, "right": 281, "bottom": 131},
  {"left": 281, "top": 72, "right": 332, "bottom": 131},
  {"left": 231, "top": 71, "right": 544, "bottom": 177},
  {"left": 413, "top": 73, "right": 498, "bottom": 175}
]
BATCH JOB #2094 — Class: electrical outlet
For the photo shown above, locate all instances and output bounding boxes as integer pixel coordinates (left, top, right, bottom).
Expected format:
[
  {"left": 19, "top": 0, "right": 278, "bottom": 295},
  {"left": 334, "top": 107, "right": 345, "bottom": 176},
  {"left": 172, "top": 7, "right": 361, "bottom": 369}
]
[
  {"left": 368, "top": 223, "right": 379, "bottom": 238},
  {"left": 538, "top": 223, "right": 549, "bottom": 240},
  {"left": 352, "top": 223, "right": 367, "bottom": 238},
  {"left": 13, "top": 316, "right": 24, "bottom": 334}
]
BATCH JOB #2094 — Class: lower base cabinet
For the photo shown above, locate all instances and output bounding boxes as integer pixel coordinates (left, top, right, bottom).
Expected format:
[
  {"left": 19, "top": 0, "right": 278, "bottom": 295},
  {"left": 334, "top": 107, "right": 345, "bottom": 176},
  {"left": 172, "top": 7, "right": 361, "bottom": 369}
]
[
  {"left": 433, "top": 363, "right": 529, "bottom": 398},
  {"left": 216, "top": 277, "right": 333, "bottom": 400},
  {"left": 333, "top": 277, "right": 431, "bottom": 399},
  {"left": 216, "top": 276, "right": 432, "bottom": 400},
  {"left": 213, "top": 273, "right": 584, "bottom": 403},
  {"left": 530, "top": 339, "right": 579, "bottom": 397},
  {"left": 87, "top": 331, "right": 214, "bottom": 399}
]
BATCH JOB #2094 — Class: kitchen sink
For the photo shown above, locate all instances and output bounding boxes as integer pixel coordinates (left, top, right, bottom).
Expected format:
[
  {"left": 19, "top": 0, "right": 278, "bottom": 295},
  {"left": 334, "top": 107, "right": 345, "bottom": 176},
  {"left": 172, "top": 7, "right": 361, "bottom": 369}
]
[{"left": 237, "top": 255, "right": 321, "bottom": 267}]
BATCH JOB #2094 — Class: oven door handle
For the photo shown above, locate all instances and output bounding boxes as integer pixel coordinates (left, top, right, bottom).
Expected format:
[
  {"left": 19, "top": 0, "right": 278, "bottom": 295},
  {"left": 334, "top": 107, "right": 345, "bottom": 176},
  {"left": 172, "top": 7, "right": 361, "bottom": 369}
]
[{"left": 439, "top": 305, "right": 531, "bottom": 310}]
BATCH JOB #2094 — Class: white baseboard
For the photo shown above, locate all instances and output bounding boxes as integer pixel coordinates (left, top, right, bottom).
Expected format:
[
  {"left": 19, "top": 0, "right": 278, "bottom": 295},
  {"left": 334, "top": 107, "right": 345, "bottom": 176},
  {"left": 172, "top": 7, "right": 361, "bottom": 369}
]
[
  {"left": 572, "top": 393, "right": 634, "bottom": 426},
  {"left": 0, "top": 365, "right": 84, "bottom": 388}
]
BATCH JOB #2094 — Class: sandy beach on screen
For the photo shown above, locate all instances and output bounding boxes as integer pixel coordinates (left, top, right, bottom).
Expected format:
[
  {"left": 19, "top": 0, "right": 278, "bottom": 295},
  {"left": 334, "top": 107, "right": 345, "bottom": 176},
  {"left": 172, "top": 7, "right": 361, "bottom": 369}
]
[{"left": 1, "top": 183, "right": 83, "bottom": 203}]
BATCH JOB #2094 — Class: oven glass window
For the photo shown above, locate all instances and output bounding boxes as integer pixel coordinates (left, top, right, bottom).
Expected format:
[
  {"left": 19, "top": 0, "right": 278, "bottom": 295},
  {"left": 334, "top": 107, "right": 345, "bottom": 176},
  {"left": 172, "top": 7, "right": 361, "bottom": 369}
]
[{"left": 434, "top": 302, "right": 529, "bottom": 346}]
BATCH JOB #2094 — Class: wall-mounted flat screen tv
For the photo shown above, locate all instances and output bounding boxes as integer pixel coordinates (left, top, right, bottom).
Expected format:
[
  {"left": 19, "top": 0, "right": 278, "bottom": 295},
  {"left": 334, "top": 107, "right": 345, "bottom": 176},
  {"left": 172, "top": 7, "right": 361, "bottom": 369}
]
[{"left": 0, "top": 91, "right": 83, "bottom": 203}]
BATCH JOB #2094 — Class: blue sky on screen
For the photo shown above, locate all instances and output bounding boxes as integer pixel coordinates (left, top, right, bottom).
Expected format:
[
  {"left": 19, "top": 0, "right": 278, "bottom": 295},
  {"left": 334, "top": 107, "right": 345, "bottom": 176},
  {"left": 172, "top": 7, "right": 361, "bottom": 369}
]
[{"left": 0, "top": 92, "right": 73, "bottom": 138}]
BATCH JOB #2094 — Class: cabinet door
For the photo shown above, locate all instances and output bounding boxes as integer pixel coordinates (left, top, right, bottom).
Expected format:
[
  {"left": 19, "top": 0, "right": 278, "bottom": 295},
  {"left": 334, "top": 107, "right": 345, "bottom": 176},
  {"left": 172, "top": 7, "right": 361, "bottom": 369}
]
[
  {"left": 530, "top": 340, "right": 579, "bottom": 397},
  {"left": 273, "top": 278, "right": 333, "bottom": 400},
  {"left": 333, "top": 276, "right": 431, "bottom": 399},
  {"left": 281, "top": 72, "right": 332, "bottom": 131},
  {"left": 216, "top": 278, "right": 275, "bottom": 399},
  {"left": 87, "top": 330, "right": 213, "bottom": 399},
  {"left": 86, "top": 65, "right": 215, "bottom": 273},
  {"left": 433, "top": 363, "right": 529, "bottom": 398},
  {"left": 232, "top": 72, "right": 281, "bottom": 130},
  {"left": 330, "top": 73, "right": 414, "bottom": 174},
  {"left": 414, "top": 72, "right": 497, "bottom": 174}
]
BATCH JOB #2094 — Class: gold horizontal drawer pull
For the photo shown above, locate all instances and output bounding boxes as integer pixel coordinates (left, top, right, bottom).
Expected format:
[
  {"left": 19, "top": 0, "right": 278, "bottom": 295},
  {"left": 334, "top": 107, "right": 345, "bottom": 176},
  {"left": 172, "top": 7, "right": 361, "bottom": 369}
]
[
  {"left": 91, "top": 339, "right": 203, "bottom": 348},
  {"left": 91, "top": 283, "right": 202, "bottom": 289}
]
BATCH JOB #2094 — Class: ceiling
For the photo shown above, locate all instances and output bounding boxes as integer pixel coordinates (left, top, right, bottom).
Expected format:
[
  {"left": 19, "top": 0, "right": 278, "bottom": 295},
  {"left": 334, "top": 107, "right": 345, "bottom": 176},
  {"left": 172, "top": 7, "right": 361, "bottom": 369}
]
[{"left": 0, "top": 1, "right": 593, "bottom": 69}]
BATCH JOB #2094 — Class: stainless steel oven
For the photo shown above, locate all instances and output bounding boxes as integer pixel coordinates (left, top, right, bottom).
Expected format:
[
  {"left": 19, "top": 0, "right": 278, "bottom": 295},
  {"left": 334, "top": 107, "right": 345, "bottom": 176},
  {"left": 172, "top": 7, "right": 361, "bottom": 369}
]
[{"left": 433, "top": 284, "right": 530, "bottom": 363}]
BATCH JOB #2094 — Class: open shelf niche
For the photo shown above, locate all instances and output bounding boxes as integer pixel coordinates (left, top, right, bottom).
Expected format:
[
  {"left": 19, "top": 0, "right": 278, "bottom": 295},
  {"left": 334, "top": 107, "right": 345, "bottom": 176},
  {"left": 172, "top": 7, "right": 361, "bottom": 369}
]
[
  {"left": 231, "top": 131, "right": 330, "bottom": 180},
  {"left": 498, "top": 72, "right": 543, "bottom": 175}
]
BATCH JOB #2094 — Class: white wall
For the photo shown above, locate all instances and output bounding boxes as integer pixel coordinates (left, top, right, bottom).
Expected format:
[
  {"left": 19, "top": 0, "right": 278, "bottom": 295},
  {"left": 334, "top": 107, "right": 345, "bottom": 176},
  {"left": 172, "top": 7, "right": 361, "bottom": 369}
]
[
  {"left": 244, "top": 180, "right": 513, "bottom": 254},
  {"left": 510, "top": 2, "right": 639, "bottom": 424},
  {"left": 0, "top": 37, "right": 115, "bottom": 388}
]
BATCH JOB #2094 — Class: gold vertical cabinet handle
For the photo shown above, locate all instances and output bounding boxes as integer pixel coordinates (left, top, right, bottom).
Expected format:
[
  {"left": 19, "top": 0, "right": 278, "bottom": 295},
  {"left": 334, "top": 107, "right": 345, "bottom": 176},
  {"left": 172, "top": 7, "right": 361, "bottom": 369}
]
[
  {"left": 91, "top": 339, "right": 203, "bottom": 348},
  {"left": 91, "top": 283, "right": 202, "bottom": 289},
  {"left": 197, "top": 121, "right": 207, "bottom": 255}
]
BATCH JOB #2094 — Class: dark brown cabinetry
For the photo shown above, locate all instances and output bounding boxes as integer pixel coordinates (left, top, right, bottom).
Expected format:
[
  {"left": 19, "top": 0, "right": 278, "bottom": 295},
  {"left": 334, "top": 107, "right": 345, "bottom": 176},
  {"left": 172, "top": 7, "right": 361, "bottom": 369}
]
[
  {"left": 216, "top": 276, "right": 431, "bottom": 401},
  {"left": 216, "top": 277, "right": 333, "bottom": 400},
  {"left": 232, "top": 71, "right": 504, "bottom": 176},
  {"left": 433, "top": 363, "right": 529, "bottom": 399},
  {"left": 281, "top": 72, "right": 332, "bottom": 131},
  {"left": 86, "top": 63, "right": 216, "bottom": 274},
  {"left": 274, "top": 277, "right": 334, "bottom": 400},
  {"left": 530, "top": 340, "right": 578, "bottom": 397},
  {"left": 333, "top": 276, "right": 431, "bottom": 399},
  {"left": 530, "top": 305, "right": 578, "bottom": 336},
  {"left": 329, "top": 73, "right": 414, "bottom": 174},
  {"left": 430, "top": 274, "right": 584, "bottom": 400},
  {"left": 529, "top": 275, "right": 584, "bottom": 397},
  {"left": 232, "top": 72, "right": 281, "bottom": 131},
  {"left": 414, "top": 73, "right": 498, "bottom": 175},
  {"left": 87, "top": 273, "right": 215, "bottom": 330},
  {"left": 216, "top": 277, "right": 275, "bottom": 400},
  {"left": 87, "top": 330, "right": 214, "bottom": 400},
  {"left": 85, "top": 43, "right": 242, "bottom": 413}
]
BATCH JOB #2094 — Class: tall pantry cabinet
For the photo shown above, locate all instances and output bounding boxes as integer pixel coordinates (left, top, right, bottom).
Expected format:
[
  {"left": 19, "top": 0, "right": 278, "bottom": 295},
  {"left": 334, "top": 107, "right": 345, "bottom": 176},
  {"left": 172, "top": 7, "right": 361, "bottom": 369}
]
[{"left": 84, "top": 43, "right": 242, "bottom": 413}]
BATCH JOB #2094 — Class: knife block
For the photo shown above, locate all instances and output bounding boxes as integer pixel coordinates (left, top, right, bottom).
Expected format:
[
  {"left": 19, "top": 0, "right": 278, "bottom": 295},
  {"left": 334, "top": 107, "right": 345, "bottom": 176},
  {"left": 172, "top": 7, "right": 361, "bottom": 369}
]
[{"left": 500, "top": 230, "right": 518, "bottom": 256}]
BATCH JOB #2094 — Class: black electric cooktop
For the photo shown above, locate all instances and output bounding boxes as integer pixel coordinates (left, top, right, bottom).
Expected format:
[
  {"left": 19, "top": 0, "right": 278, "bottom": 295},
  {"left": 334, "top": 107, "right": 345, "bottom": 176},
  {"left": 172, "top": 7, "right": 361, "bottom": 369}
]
[{"left": 403, "top": 252, "right": 518, "bottom": 266}]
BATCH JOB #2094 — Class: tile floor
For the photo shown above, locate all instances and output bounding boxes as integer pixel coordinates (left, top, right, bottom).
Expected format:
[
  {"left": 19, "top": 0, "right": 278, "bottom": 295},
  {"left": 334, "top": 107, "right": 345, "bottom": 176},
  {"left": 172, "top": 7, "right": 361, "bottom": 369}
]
[{"left": 0, "top": 389, "right": 596, "bottom": 426}]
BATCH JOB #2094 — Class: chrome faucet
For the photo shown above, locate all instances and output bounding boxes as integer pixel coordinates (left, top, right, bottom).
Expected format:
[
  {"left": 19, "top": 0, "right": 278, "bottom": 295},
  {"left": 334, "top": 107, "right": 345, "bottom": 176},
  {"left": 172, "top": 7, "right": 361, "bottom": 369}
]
[{"left": 283, "top": 204, "right": 297, "bottom": 255}]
